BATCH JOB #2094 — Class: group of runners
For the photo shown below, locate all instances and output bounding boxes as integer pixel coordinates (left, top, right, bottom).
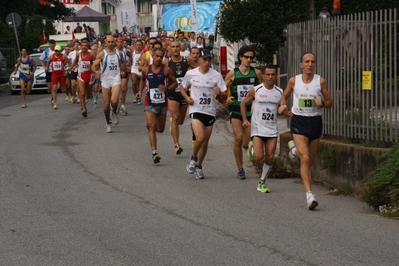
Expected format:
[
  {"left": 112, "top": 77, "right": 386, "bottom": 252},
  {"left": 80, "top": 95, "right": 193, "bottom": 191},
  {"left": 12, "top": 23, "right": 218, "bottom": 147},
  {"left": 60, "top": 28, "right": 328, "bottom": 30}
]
[{"left": 14, "top": 34, "right": 332, "bottom": 210}]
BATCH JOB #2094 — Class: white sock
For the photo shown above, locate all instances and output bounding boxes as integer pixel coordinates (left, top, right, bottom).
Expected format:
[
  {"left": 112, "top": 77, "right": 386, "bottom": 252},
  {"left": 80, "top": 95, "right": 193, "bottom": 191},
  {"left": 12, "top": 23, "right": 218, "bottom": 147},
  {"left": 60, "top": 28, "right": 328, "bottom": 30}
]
[
  {"left": 306, "top": 191, "right": 313, "bottom": 198},
  {"left": 260, "top": 162, "right": 272, "bottom": 181},
  {"left": 291, "top": 147, "right": 297, "bottom": 155}
]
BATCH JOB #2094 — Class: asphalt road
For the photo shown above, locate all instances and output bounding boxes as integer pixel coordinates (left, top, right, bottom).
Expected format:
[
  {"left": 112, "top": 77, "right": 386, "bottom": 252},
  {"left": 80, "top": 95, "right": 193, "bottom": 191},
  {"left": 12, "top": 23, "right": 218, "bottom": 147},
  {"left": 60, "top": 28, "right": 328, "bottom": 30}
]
[{"left": 1, "top": 91, "right": 398, "bottom": 266}]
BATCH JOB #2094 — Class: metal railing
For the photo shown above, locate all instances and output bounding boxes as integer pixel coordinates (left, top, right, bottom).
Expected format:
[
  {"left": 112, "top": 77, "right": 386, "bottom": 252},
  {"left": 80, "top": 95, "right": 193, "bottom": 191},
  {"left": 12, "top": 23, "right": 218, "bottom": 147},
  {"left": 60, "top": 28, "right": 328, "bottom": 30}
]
[
  {"left": 0, "top": 46, "right": 17, "bottom": 73},
  {"left": 283, "top": 8, "right": 398, "bottom": 143}
]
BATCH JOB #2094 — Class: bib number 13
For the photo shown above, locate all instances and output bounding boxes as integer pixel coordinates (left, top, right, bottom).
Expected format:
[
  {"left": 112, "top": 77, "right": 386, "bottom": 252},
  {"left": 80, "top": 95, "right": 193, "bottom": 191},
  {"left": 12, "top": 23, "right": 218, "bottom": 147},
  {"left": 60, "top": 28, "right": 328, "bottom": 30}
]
[{"left": 299, "top": 98, "right": 316, "bottom": 107}]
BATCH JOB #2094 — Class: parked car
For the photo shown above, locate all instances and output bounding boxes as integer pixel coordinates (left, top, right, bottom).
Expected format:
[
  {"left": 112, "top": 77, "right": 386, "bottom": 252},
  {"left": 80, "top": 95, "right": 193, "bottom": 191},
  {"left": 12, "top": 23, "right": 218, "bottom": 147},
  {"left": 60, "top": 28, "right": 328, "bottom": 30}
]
[
  {"left": 9, "top": 53, "right": 48, "bottom": 94},
  {"left": 0, "top": 52, "right": 9, "bottom": 84}
]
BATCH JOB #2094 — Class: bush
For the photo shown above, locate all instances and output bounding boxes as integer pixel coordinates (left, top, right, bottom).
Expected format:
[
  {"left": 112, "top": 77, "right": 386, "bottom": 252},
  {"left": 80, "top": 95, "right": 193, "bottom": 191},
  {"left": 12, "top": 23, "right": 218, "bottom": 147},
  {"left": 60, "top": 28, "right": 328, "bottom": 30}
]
[
  {"left": 253, "top": 157, "right": 297, "bottom": 179},
  {"left": 360, "top": 143, "right": 399, "bottom": 209}
]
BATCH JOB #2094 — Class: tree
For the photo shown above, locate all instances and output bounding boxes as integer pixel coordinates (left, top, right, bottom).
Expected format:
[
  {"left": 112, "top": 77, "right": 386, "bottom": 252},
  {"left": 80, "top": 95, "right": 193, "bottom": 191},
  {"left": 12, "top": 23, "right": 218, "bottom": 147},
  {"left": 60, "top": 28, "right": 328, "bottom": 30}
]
[
  {"left": 217, "top": 0, "right": 398, "bottom": 64},
  {"left": 0, "top": 0, "right": 76, "bottom": 51},
  {"left": 217, "top": 0, "right": 311, "bottom": 64}
]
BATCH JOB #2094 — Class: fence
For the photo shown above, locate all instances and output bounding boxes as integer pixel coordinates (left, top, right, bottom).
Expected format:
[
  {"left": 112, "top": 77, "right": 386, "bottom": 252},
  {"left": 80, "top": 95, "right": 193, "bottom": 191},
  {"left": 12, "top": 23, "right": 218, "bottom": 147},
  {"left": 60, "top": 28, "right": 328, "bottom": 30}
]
[
  {"left": 282, "top": 8, "right": 398, "bottom": 144},
  {"left": 0, "top": 46, "right": 17, "bottom": 73}
]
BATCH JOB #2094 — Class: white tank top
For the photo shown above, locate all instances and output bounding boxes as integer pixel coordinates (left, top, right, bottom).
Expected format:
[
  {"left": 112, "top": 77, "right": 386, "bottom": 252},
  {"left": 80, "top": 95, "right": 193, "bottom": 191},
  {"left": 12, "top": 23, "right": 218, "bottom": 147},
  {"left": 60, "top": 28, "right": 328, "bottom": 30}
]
[
  {"left": 250, "top": 84, "right": 283, "bottom": 138},
  {"left": 131, "top": 51, "right": 142, "bottom": 71},
  {"left": 101, "top": 49, "right": 120, "bottom": 80},
  {"left": 292, "top": 74, "right": 323, "bottom": 117}
]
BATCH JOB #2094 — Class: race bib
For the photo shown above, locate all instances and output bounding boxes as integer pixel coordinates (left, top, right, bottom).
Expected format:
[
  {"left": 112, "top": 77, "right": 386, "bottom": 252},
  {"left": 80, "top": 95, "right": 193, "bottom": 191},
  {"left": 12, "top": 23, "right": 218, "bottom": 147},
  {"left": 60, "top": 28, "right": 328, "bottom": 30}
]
[
  {"left": 81, "top": 61, "right": 90, "bottom": 71},
  {"left": 195, "top": 91, "right": 212, "bottom": 109},
  {"left": 298, "top": 98, "right": 317, "bottom": 108},
  {"left": 175, "top": 78, "right": 184, "bottom": 92},
  {"left": 150, "top": 88, "right": 165, "bottom": 104},
  {"left": 237, "top": 85, "right": 251, "bottom": 101},
  {"left": 20, "top": 64, "right": 30, "bottom": 75},
  {"left": 261, "top": 107, "right": 275, "bottom": 125},
  {"left": 52, "top": 61, "right": 62, "bottom": 71}
]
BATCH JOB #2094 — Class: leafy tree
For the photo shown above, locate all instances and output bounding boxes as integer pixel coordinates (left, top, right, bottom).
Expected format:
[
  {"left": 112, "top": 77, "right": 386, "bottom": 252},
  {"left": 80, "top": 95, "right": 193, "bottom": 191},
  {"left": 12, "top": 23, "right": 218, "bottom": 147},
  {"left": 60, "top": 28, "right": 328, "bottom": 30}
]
[
  {"left": 0, "top": 0, "right": 76, "bottom": 51},
  {"left": 217, "top": 0, "right": 311, "bottom": 64},
  {"left": 217, "top": 0, "right": 398, "bottom": 64}
]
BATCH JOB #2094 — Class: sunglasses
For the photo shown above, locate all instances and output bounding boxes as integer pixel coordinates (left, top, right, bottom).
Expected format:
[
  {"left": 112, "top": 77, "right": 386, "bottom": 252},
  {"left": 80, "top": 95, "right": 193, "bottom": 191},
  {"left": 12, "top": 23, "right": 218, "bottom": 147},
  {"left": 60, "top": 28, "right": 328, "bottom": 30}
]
[{"left": 242, "top": 55, "right": 254, "bottom": 60}]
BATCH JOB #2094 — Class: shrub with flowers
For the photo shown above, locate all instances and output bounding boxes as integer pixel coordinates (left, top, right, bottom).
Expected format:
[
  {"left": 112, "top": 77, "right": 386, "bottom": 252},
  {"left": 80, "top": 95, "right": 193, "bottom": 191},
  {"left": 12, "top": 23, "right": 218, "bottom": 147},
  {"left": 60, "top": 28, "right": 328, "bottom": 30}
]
[
  {"left": 360, "top": 143, "right": 399, "bottom": 211},
  {"left": 379, "top": 201, "right": 399, "bottom": 218},
  {"left": 253, "top": 157, "right": 297, "bottom": 179}
]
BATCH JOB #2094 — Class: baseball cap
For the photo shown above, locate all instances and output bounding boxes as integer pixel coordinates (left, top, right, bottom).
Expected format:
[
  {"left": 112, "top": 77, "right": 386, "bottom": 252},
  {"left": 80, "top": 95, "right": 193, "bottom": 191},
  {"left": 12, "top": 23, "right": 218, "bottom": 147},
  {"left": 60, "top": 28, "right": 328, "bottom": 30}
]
[
  {"left": 49, "top": 39, "right": 56, "bottom": 44},
  {"left": 117, "top": 37, "right": 124, "bottom": 41},
  {"left": 200, "top": 49, "right": 212, "bottom": 59},
  {"left": 54, "top": 45, "right": 62, "bottom": 51}
]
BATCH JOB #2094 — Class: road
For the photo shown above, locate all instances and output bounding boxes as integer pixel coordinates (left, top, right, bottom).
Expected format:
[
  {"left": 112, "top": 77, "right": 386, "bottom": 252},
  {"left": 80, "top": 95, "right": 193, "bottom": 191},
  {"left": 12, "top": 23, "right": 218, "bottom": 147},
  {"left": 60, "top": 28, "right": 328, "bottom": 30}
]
[{"left": 0, "top": 91, "right": 398, "bottom": 266}]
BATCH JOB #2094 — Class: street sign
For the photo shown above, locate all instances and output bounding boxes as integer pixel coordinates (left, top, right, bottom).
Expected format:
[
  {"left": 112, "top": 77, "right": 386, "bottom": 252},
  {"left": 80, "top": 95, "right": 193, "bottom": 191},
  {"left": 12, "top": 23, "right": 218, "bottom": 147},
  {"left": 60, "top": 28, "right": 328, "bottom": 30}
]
[{"left": 6, "top": 12, "right": 22, "bottom": 28}]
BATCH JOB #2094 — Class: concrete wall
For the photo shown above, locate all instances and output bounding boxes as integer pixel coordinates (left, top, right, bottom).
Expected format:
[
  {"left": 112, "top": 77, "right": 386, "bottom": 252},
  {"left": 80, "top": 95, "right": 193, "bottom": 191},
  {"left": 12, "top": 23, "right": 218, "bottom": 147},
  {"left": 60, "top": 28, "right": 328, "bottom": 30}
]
[{"left": 280, "top": 133, "right": 389, "bottom": 191}]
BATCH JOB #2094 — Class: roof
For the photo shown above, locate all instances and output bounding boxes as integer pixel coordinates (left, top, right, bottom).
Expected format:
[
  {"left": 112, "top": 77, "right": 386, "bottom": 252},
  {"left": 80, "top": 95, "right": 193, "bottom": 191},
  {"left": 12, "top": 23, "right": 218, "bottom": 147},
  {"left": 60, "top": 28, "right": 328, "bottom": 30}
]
[{"left": 64, "top": 6, "right": 110, "bottom": 22}]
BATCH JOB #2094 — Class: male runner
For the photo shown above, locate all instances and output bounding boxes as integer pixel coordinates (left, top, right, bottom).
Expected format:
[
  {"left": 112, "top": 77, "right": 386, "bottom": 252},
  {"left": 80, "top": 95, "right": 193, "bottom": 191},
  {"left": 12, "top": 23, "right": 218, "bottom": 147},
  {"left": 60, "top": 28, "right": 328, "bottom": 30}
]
[{"left": 92, "top": 35, "right": 126, "bottom": 133}]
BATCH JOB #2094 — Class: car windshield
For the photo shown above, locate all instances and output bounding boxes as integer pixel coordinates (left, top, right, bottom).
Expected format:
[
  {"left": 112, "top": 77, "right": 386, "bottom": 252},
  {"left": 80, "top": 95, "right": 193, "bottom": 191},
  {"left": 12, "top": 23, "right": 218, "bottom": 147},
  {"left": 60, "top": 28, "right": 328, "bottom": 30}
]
[{"left": 31, "top": 55, "right": 41, "bottom": 66}]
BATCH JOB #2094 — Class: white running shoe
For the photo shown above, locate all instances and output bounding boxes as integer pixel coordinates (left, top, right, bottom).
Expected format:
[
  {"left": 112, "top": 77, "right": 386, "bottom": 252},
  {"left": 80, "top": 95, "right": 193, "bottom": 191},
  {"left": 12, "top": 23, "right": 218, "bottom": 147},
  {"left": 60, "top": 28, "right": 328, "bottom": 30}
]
[
  {"left": 288, "top": 140, "right": 298, "bottom": 160},
  {"left": 105, "top": 124, "right": 112, "bottom": 133},
  {"left": 307, "top": 194, "right": 318, "bottom": 210},
  {"left": 186, "top": 156, "right": 197, "bottom": 174},
  {"left": 112, "top": 111, "right": 119, "bottom": 125},
  {"left": 195, "top": 166, "right": 204, "bottom": 179}
]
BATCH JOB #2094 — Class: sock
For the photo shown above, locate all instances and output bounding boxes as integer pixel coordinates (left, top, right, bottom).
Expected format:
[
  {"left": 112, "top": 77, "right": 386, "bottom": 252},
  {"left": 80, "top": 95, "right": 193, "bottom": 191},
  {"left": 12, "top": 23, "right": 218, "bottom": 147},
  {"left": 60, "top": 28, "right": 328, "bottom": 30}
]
[
  {"left": 152, "top": 150, "right": 157, "bottom": 155},
  {"left": 291, "top": 147, "right": 297, "bottom": 155},
  {"left": 112, "top": 104, "right": 118, "bottom": 114},
  {"left": 260, "top": 162, "right": 272, "bottom": 181},
  {"left": 104, "top": 110, "right": 111, "bottom": 124},
  {"left": 306, "top": 191, "right": 313, "bottom": 198},
  {"left": 175, "top": 143, "right": 180, "bottom": 147}
]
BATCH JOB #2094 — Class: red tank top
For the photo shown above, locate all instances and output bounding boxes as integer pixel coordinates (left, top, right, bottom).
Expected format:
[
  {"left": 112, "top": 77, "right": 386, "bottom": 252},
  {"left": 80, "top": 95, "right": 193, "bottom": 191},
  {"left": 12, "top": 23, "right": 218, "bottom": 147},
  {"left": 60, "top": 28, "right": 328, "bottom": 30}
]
[{"left": 51, "top": 54, "right": 65, "bottom": 74}]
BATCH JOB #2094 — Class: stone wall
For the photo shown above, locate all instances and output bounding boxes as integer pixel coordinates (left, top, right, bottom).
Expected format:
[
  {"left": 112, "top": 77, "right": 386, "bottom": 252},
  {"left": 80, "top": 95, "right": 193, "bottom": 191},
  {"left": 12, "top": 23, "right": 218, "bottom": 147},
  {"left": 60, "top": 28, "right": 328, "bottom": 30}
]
[{"left": 280, "top": 133, "right": 389, "bottom": 191}]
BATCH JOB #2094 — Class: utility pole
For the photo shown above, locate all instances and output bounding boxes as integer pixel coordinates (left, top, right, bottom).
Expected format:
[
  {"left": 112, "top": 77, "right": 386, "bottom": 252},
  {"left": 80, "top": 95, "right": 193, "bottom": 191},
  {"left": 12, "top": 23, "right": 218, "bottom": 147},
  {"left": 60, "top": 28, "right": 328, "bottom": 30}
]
[{"left": 310, "top": 0, "right": 316, "bottom": 19}]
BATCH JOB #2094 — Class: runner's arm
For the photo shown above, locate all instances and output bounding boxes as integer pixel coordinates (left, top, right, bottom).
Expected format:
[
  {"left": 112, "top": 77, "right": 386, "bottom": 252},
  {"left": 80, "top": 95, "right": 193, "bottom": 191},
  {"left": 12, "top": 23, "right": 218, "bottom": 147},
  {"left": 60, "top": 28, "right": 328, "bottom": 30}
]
[{"left": 240, "top": 88, "right": 255, "bottom": 126}]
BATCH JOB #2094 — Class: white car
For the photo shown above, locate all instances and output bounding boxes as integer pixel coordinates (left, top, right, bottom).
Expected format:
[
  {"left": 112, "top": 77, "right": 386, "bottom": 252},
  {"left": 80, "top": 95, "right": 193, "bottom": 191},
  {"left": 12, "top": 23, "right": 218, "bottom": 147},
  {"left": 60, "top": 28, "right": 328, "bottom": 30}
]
[{"left": 9, "top": 53, "right": 48, "bottom": 94}]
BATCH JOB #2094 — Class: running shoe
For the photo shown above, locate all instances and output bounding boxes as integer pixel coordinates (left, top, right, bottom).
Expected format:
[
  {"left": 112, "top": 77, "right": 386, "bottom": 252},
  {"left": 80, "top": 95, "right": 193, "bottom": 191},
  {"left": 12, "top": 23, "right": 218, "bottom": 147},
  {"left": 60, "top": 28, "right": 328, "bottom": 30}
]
[
  {"left": 247, "top": 141, "right": 254, "bottom": 161},
  {"left": 22, "top": 104, "right": 27, "bottom": 108},
  {"left": 112, "top": 111, "right": 119, "bottom": 125},
  {"left": 93, "top": 101, "right": 97, "bottom": 108},
  {"left": 70, "top": 97, "right": 74, "bottom": 103},
  {"left": 257, "top": 181, "right": 270, "bottom": 193},
  {"left": 53, "top": 104, "right": 58, "bottom": 110},
  {"left": 137, "top": 99, "right": 141, "bottom": 105},
  {"left": 82, "top": 109, "right": 88, "bottom": 118},
  {"left": 195, "top": 166, "right": 205, "bottom": 179},
  {"left": 51, "top": 99, "right": 54, "bottom": 105},
  {"left": 186, "top": 156, "right": 197, "bottom": 174},
  {"left": 73, "top": 98, "right": 77, "bottom": 104},
  {"left": 288, "top": 140, "right": 298, "bottom": 160},
  {"left": 132, "top": 98, "right": 137, "bottom": 103},
  {"left": 76, "top": 98, "right": 80, "bottom": 103},
  {"left": 174, "top": 144, "right": 183, "bottom": 155},
  {"left": 152, "top": 153, "right": 161, "bottom": 164},
  {"left": 237, "top": 168, "right": 246, "bottom": 180},
  {"left": 105, "top": 124, "right": 112, "bottom": 133},
  {"left": 65, "top": 95, "right": 70, "bottom": 101},
  {"left": 120, "top": 105, "right": 128, "bottom": 115},
  {"left": 307, "top": 194, "right": 318, "bottom": 210}
]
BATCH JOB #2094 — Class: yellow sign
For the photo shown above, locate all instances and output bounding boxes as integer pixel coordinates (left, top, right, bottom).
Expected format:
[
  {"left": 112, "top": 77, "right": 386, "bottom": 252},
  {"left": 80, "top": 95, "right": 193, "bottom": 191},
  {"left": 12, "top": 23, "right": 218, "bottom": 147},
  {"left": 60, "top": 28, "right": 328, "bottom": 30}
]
[{"left": 362, "top": 71, "right": 372, "bottom": 90}]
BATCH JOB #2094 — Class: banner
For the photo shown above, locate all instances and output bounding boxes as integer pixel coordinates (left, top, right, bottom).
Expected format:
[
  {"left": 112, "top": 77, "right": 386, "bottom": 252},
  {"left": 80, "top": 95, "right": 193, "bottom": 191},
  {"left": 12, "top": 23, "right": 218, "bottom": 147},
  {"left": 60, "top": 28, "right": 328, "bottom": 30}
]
[
  {"left": 116, "top": 0, "right": 138, "bottom": 33},
  {"left": 162, "top": 1, "right": 221, "bottom": 32},
  {"left": 190, "top": 0, "right": 198, "bottom": 31}
]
